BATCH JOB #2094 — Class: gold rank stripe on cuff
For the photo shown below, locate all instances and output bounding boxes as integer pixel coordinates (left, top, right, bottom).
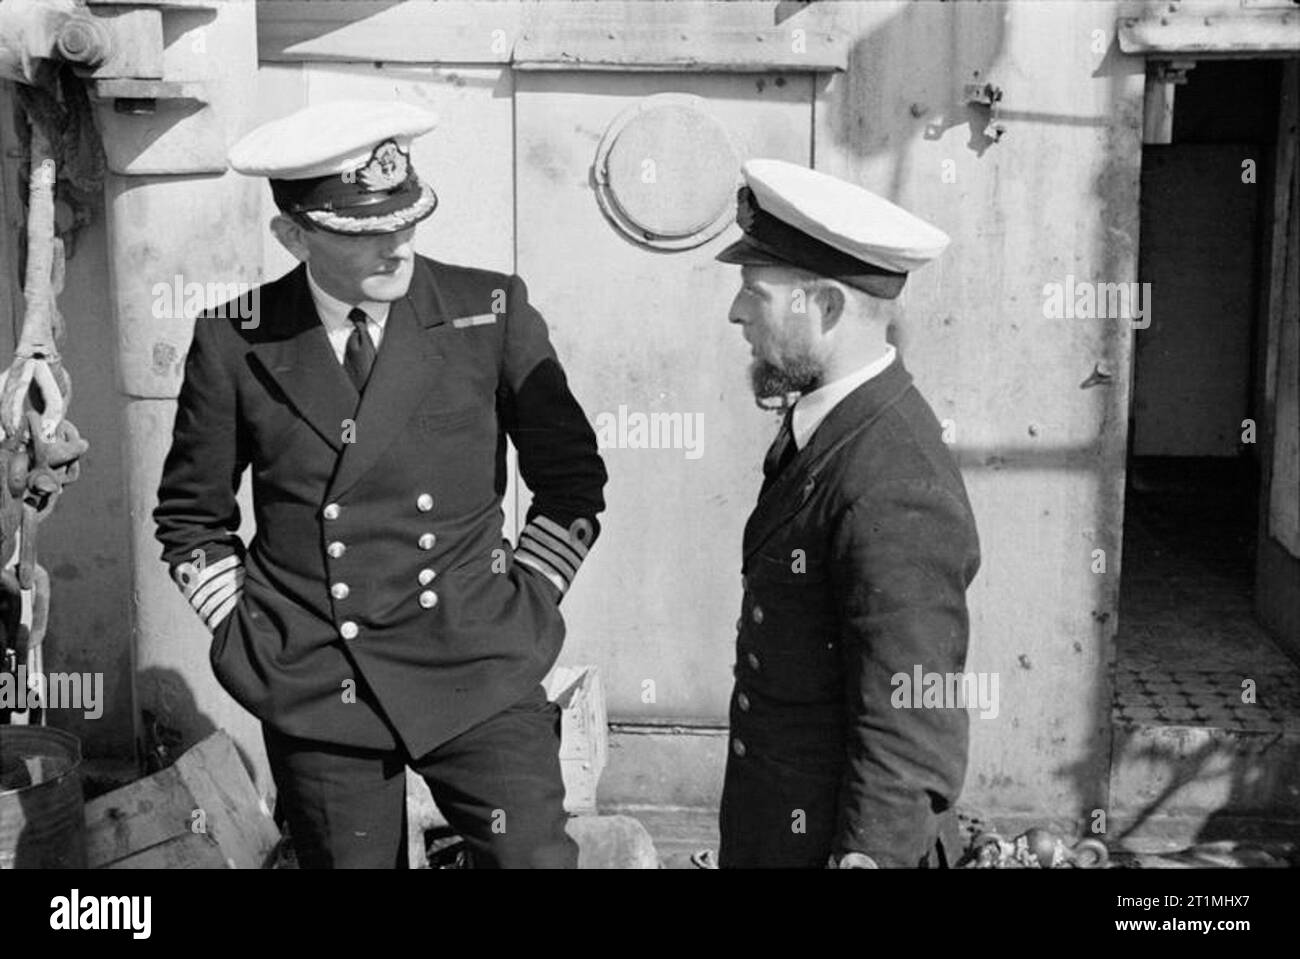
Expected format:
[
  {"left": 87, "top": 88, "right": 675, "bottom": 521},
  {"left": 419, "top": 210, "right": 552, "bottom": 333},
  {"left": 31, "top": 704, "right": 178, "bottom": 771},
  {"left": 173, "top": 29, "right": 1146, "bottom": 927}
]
[
  {"left": 205, "top": 587, "right": 242, "bottom": 632},
  {"left": 515, "top": 516, "right": 589, "bottom": 595},
  {"left": 194, "top": 570, "right": 243, "bottom": 631},
  {"left": 176, "top": 553, "right": 243, "bottom": 630}
]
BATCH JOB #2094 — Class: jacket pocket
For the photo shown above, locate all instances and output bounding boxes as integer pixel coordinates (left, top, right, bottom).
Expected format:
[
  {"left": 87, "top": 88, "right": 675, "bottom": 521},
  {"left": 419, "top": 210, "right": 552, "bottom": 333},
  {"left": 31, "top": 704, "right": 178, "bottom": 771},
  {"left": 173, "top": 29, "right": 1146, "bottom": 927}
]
[
  {"left": 514, "top": 555, "right": 564, "bottom": 606},
  {"left": 207, "top": 591, "right": 243, "bottom": 669}
]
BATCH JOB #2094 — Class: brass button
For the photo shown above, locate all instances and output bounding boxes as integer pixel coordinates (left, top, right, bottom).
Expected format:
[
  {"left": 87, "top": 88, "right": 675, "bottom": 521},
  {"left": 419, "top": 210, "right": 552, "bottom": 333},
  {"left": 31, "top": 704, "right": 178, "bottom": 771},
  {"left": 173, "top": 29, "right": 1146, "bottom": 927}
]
[
  {"left": 737, "top": 691, "right": 751, "bottom": 712},
  {"left": 339, "top": 620, "right": 359, "bottom": 640},
  {"left": 327, "top": 541, "right": 346, "bottom": 559},
  {"left": 417, "top": 493, "right": 434, "bottom": 512},
  {"left": 419, "top": 590, "right": 439, "bottom": 609},
  {"left": 330, "top": 582, "right": 350, "bottom": 601},
  {"left": 418, "top": 568, "right": 436, "bottom": 586},
  {"left": 751, "top": 605, "right": 764, "bottom": 625},
  {"left": 731, "top": 738, "right": 747, "bottom": 758},
  {"left": 323, "top": 503, "right": 341, "bottom": 521},
  {"left": 418, "top": 532, "right": 436, "bottom": 550},
  {"left": 746, "top": 652, "right": 760, "bottom": 671}
]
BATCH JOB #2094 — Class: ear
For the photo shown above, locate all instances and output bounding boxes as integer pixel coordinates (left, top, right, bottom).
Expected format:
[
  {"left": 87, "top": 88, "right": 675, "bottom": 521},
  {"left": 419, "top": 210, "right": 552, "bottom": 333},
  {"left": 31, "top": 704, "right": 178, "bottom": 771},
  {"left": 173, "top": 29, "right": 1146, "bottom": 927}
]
[
  {"left": 812, "top": 282, "right": 847, "bottom": 333},
  {"left": 270, "top": 214, "right": 311, "bottom": 262}
]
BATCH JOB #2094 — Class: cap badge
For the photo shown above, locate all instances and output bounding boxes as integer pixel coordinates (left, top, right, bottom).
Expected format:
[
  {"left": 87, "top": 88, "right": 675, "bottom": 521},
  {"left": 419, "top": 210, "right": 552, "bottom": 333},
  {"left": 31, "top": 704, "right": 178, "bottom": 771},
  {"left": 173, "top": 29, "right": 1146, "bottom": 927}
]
[{"left": 356, "top": 140, "right": 408, "bottom": 192}]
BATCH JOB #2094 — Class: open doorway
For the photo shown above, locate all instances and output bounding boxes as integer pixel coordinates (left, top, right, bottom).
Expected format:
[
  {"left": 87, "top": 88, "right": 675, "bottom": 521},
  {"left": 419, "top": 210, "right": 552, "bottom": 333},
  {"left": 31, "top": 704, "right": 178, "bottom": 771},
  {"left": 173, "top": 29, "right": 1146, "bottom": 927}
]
[{"left": 1118, "top": 58, "right": 1300, "bottom": 731}]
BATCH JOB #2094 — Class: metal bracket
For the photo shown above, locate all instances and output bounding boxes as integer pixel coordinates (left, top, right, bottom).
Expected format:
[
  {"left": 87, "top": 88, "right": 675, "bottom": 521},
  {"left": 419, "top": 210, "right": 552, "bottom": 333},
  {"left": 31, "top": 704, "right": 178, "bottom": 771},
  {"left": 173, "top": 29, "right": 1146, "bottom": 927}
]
[
  {"left": 1143, "top": 59, "right": 1197, "bottom": 145},
  {"left": 963, "top": 82, "right": 1006, "bottom": 143},
  {"left": 56, "top": 3, "right": 218, "bottom": 112}
]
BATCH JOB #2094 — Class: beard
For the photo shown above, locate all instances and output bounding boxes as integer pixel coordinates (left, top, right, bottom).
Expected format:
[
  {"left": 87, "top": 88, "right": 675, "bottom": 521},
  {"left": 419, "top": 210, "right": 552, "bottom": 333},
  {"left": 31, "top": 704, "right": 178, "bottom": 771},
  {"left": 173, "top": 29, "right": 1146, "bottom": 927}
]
[{"left": 749, "top": 354, "right": 823, "bottom": 401}]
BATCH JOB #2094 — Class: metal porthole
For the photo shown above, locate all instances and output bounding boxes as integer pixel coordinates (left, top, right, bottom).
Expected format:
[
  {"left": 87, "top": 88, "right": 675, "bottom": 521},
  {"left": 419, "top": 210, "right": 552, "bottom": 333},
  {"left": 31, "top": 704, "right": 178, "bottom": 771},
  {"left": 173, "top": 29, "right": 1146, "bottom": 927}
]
[{"left": 593, "top": 93, "right": 742, "bottom": 251}]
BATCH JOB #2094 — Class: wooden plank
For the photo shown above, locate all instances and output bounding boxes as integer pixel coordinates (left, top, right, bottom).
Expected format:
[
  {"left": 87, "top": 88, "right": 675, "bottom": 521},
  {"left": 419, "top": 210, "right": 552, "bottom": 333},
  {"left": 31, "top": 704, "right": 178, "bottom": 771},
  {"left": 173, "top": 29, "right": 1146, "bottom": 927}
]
[
  {"left": 258, "top": 0, "right": 845, "bottom": 70},
  {"left": 175, "top": 728, "right": 280, "bottom": 870},
  {"left": 258, "top": 0, "right": 522, "bottom": 64},
  {"left": 84, "top": 766, "right": 198, "bottom": 868},
  {"left": 514, "top": 21, "right": 845, "bottom": 73},
  {"left": 84, "top": 731, "right": 279, "bottom": 869},
  {"left": 546, "top": 665, "right": 608, "bottom": 812},
  {"left": 107, "top": 832, "right": 230, "bottom": 869}
]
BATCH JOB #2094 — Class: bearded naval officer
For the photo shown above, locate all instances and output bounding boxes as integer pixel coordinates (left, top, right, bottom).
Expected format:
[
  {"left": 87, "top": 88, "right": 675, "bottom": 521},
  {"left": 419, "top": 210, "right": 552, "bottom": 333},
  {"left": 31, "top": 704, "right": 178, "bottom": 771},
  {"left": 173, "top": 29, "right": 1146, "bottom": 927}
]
[
  {"left": 153, "top": 101, "right": 608, "bottom": 868},
  {"left": 716, "top": 160, "right": 981, "bottom": 868}
]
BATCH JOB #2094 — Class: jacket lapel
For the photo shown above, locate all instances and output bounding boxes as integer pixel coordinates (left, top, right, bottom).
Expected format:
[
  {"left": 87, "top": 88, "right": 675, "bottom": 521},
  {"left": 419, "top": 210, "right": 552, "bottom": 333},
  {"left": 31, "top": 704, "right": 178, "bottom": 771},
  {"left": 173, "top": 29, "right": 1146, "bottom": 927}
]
[
  {"left": 249, "top": 265, "right": 357, "bottom": 454},
  {"left": 743, "top": 357, "right": 915, "bottom": 563},
  {"left": 325, "top": 259, "right": 449, "bottom": 501}
]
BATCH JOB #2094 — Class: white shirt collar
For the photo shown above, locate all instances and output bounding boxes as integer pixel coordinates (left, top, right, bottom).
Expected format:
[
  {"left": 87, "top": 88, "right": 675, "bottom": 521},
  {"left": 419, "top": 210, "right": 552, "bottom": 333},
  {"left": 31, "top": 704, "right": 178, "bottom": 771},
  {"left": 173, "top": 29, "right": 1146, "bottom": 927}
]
[
  {"left": 791, "top": 345, "right": 897, "bottom": 450},
  {"left": 305, "top": 265, "right": 392, "bottom": 332}
]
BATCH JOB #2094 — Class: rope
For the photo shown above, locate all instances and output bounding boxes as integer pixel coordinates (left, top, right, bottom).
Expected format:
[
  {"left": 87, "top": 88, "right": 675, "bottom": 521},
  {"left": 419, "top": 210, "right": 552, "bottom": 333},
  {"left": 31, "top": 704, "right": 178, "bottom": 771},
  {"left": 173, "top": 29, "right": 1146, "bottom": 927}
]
[{"left": 0, "top": 88, "right": 89, "bottom": 726}]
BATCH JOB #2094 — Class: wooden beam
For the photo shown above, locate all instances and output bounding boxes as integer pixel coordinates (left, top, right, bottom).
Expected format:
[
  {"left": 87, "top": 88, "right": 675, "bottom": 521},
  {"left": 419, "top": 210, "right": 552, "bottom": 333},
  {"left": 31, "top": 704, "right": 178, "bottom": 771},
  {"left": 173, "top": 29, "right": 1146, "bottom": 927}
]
[
  {"left": 258, "top": 1, "right": 522, "bottom": 64},
  {"left": 258, "top": 1, "right": 846, "bottom": 71},
  {"left": 513, "top": 19, "right": 845, "bottom": 73},
  {"left": 1119, "top": 0, "right": 1300, "bottom": 56}
]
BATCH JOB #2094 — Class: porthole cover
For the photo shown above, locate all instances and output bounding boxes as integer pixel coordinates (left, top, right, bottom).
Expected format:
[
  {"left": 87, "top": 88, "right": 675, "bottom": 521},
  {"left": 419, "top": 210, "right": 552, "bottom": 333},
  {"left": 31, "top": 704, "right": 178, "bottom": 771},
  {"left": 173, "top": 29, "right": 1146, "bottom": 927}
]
[{"left": 594, "top": 93, "right": 741, "bottom": 250}]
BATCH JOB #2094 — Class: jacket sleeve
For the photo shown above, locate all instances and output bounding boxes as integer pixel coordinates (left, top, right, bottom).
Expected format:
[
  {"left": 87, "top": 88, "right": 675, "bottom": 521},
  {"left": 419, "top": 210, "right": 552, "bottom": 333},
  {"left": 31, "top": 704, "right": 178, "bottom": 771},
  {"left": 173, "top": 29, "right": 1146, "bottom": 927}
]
[
  {"left": 498, "top": 273, "right": 608, "bottom": 598},
  {"left": 152, "top": 316, "right": 250, "bottom": 632},
  {"left": 829, "top": 478, "right": 978, "bottom": 867}
]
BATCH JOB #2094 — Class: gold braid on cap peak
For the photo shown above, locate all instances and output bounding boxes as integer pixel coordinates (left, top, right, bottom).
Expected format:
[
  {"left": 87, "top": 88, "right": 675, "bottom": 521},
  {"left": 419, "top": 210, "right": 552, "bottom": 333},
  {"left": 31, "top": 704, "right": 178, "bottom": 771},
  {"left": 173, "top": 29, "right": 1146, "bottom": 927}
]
[{"left": 303, "top": 182, "right": 438, "bottom": 234}]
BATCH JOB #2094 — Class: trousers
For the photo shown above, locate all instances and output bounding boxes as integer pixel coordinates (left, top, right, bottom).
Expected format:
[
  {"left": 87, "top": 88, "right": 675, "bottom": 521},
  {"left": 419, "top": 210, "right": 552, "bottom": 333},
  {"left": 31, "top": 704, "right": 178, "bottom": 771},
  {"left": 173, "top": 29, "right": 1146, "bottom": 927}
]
[{"left": 263, "top": 684, "right": 576, "bottom": 869}]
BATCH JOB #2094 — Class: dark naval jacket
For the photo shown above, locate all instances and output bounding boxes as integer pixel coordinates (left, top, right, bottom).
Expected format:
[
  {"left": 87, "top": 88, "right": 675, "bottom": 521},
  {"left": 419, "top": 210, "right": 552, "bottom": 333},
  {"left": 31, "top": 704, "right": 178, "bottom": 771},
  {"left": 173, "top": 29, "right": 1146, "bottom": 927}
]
[
  {"left": 721, "top": 356, "right": 980, "bottom": 868},
  {"left": 153, "top": 256, "right": 607, "bottom": 757}
]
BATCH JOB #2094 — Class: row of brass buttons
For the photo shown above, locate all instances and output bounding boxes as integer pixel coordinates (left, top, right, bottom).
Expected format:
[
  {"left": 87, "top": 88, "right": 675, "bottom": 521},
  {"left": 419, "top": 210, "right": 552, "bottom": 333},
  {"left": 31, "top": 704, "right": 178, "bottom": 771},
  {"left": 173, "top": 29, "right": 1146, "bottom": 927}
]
[
  {"left": 324, "top": 495, "right": 440, "bottom": 641},
  {"left": 733, "top": 586, "right": 762, "bottom": 759}
]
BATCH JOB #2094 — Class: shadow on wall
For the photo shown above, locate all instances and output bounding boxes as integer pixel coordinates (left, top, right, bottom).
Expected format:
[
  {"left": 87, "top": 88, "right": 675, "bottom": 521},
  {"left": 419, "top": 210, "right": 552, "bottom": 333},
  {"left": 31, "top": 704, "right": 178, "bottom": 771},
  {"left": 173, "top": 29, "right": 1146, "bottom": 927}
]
[
  {"left": 135, "top": 666, "right": 256, "bottom": 779},
  {"left": 820, "top": 3, "right": 1150, "bottom": 832},
  {"left": 827, "top": 0, "right": 1008, "bottom": 196},
  {"left": 1110, "top": 725, "right": 1300, "bottom": 846}
]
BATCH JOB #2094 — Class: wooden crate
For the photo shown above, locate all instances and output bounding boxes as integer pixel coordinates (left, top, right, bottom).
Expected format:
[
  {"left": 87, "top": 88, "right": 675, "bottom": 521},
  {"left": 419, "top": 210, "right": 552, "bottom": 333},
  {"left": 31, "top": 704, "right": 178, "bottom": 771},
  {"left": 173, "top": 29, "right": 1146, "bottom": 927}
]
[
  {"left": 545, "top": 664, "right": 608, "bottom": 814},
  {"left": 83, "top": 731, "right": 280, "bottom": 869}
]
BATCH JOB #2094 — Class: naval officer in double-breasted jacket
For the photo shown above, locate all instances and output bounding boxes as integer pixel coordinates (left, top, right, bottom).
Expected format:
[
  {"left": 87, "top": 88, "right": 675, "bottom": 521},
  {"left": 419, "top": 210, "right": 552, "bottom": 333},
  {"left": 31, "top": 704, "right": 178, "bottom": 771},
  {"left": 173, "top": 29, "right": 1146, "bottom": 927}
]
[
  {"left": 716, "top": 160, "right": 981, "bottom": 869},
  {"left": 153, "top": 101, "right": 608, "bottom": 868}
]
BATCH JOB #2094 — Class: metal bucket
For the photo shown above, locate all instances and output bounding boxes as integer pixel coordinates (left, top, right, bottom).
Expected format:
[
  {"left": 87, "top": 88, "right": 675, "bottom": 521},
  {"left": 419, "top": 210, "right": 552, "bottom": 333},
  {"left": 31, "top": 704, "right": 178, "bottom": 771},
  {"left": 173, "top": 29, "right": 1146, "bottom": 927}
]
[{"left": 0, "top": 726, "right": 87, "bottom": 868}]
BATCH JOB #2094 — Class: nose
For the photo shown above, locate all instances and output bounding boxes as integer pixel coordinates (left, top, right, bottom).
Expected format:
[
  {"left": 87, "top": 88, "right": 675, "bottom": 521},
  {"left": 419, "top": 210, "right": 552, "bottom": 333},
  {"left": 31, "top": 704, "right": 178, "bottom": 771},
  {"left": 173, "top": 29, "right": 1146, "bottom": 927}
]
[
  {"left": 727, "top": 293, "right": 747, "bottom": 326},
  {"left": 380, "top": 231, "right": 415, "bottom": 259}
]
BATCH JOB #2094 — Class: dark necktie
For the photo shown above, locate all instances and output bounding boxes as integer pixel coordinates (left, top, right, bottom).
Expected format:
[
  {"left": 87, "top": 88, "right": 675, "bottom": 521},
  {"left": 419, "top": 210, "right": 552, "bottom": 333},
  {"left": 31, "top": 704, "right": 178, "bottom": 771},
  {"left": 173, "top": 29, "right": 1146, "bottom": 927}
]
[
  {"left": 762, "top": 407, "right": 798, "bottom": 486},
  {"left": 343, "top": 307, "right": 376, "bottom": 392}
]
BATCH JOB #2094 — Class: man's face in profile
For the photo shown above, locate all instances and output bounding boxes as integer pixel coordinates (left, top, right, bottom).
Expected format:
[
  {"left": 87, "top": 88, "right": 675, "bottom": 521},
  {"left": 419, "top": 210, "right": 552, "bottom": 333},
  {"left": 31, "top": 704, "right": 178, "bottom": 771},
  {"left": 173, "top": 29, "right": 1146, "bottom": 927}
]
[{"left": 728, "top": 264, "right": 827, "bottom": 400}]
